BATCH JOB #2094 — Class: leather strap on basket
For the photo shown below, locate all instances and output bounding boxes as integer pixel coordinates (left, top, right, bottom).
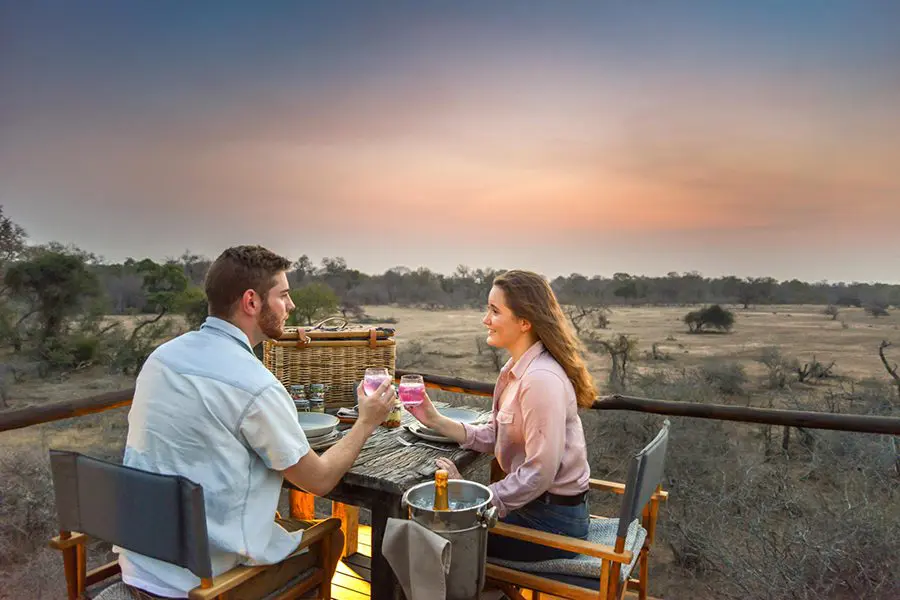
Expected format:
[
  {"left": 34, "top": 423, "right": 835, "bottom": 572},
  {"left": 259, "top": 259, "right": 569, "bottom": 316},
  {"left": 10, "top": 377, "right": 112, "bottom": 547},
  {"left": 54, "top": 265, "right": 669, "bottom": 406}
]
[
  {"left": 368, "top": 329, "right": 377, "bottom": 348},
  {"left": 295, "top": 331, "right": 312, "bottom": 348}
]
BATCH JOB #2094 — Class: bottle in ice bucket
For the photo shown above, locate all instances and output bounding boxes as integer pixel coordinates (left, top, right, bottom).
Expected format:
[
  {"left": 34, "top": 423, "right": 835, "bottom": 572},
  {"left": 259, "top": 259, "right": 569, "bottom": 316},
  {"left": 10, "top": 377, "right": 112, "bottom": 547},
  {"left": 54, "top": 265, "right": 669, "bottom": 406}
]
[{"left": 433, "top": 468, "right": 450, "bottom": 511}]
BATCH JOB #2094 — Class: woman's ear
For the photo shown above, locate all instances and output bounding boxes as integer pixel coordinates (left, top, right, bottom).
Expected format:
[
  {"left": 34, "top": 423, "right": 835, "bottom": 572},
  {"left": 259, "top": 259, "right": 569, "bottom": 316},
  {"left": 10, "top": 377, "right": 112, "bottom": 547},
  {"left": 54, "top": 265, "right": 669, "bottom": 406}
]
[{"left": 520, "top": 318, "right": 532, "bottom": 333}]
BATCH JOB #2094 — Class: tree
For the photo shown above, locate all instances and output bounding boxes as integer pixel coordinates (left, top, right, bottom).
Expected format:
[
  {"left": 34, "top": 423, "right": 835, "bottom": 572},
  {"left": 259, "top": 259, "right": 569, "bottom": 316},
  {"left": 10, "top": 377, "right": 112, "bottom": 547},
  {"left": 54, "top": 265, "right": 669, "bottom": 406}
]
[
  {"left": 563, "top": 305, "right": 610, "bottom": 334},
  {"left": 684, "top": 305, "right": 735, "bottom": 333},
  {"left": 130, "top": 259, "right": 189, "bottom": 341},
  {"left": 289, "top": 283, "right": 339, "bottom": 326},
  {"left": 584, "top": 332, "right": 638, "bottom": 389},
  {"left": 177, "top": 286, "right": 208, "bottom": 329},
  {"left": 0, "top": 205, "right": 26, "bottom": 266},
  {"left": 737, "top": 277, "right": 776, "bottom": 308},
  {"left": 4, "top": 251, "right": 101, "bottom": 346},
  {"left": 878, "top": 341, "right": 900, "bottom": 403},
  {"left": 292, "top": 255, "right": 316, "bottom": 283}
]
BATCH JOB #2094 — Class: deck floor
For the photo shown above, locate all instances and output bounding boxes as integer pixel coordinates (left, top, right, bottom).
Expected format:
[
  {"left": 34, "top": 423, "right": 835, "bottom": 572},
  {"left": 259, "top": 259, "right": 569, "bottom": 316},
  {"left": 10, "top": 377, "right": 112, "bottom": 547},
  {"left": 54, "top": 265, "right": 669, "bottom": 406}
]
[{"left": 316, "top": 525, "right": 650, "bottom": 600}]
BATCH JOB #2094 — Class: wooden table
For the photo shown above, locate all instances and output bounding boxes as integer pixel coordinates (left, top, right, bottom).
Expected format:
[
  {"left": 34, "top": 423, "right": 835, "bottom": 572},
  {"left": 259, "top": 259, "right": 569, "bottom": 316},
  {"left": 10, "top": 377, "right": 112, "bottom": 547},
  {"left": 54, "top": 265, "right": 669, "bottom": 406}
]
[{"left": 286, "top": 405, "right": 492, "bottom": 600}]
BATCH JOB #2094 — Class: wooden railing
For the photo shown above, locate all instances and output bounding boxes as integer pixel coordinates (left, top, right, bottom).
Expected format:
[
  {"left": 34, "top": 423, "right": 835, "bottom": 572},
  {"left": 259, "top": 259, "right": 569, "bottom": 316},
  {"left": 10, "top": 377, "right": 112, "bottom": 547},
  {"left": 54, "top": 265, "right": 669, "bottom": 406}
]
[{"left": 2, "top": 370, "right": 899, "bottom": 435}]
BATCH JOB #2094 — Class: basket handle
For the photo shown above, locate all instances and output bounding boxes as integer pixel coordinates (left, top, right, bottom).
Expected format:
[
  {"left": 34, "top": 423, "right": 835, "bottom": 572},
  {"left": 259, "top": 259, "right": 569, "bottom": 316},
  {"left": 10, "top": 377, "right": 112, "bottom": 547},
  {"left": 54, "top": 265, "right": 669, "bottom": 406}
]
[{"left": 310, "top": 317, "right": 348, "bottom": 330}]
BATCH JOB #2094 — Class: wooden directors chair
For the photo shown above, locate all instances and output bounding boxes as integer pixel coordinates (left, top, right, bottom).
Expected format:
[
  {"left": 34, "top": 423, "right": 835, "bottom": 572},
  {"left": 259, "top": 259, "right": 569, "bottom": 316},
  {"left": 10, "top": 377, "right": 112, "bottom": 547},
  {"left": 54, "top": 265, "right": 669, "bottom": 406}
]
[
  {"left": 46, "top": 450, "right": 342, "bottom": 600},
  {"left": 486, "top": 420, "right": 671, "bottom": 600}
]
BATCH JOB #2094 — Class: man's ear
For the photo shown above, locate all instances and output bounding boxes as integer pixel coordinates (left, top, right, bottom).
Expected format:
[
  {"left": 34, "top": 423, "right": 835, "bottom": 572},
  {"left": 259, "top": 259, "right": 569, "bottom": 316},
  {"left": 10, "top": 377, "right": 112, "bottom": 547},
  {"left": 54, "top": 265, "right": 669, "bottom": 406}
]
[{"left": 239, "top": 289, "right": 260, "bottom": 315}]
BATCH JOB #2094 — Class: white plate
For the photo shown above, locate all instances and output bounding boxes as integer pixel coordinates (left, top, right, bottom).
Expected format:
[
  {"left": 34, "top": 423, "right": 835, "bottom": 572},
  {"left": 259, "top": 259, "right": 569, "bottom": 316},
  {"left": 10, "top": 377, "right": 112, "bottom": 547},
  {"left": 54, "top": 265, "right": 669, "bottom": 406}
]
[
  {"left": 437, "top": 407, "right": 481, "bottom": 424},
  {"left": 306, "top": 428, "right": 338, "bottom": 444},
  {"left": 310, "top": 430, "right": 344, "bottom": 451},
  {"left": 297, "top": 412, "right": 340, "bottom": 438},
  {"left": 407, "top": 423, "right": 455, "bottom": 444}
]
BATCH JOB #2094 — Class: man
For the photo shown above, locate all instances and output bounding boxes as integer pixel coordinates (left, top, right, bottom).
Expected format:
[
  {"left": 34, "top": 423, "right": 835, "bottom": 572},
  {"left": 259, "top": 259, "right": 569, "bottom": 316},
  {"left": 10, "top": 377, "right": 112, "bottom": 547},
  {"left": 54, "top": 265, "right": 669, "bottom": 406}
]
[{"left": 117, "top": 245, "right": 395, "bottom": 598}]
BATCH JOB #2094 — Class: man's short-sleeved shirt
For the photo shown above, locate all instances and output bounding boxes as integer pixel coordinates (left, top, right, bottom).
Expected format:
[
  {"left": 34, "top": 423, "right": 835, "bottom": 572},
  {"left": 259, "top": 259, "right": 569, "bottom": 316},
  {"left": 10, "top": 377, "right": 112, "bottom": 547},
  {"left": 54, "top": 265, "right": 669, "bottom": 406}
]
[{"left": 117, "top": 317, "right": 310, "bottom": 598}]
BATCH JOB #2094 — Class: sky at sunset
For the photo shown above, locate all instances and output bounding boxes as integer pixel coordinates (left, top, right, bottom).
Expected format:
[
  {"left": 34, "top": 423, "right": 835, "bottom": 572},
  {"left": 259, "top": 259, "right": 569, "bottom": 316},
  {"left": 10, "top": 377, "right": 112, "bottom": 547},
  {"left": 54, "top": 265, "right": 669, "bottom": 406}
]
[{"left": 1, "top": 1, "right": 899, "bottom": 282}]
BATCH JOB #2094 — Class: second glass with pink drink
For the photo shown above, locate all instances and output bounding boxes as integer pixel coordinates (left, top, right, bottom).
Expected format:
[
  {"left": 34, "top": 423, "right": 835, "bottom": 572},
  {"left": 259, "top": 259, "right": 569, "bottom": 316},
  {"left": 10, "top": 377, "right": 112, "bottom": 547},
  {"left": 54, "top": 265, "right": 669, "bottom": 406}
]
[
  {"left": 398, "top": 374, "right": 425, "bottom": 407},
  {"left": 363, "top": 367, "right": 392, "bottom": 395}
]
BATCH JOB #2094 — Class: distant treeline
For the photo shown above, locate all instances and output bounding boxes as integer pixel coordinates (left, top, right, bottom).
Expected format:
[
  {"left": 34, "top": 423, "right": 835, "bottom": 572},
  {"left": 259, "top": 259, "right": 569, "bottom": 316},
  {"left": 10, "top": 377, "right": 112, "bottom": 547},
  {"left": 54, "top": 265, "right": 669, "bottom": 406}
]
[{"left": 95, "top": 253, "right": 898, "bottom": 314}]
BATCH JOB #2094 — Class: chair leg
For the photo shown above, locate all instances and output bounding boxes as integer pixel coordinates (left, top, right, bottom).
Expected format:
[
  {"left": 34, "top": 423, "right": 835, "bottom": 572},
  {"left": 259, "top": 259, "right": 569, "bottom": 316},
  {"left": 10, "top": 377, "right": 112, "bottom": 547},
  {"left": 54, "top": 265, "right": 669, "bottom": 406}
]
[
  {"left": 638, "top": 547, "right": 649, "bottom": 600},
  {"left": 496, "top": 583, "right": 527, "bottom": 600},
  {"left": 331, "top": 502, "right": 359, "bottom": 557},
  {"left": 318, "top": 526, "right": 344, "bottom": 599},
  {"left": 58, "top": 531, "right": 86, "bottom": 600}
]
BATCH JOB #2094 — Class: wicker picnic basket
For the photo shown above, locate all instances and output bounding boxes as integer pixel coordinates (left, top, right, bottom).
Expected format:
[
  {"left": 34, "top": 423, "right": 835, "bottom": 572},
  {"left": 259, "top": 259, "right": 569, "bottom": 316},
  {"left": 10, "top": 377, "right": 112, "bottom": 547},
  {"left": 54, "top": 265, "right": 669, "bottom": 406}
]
[{"left": 262, "top": 317, "right": 396, "bottom": 409}]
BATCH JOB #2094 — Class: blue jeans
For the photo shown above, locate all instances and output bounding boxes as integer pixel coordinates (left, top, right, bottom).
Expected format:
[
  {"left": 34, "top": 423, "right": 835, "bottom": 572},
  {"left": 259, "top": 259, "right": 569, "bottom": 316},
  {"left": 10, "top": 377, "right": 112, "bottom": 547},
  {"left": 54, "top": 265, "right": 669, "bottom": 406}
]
[{"left": 488, "top": 498, "right": 590, "bottom": 562}]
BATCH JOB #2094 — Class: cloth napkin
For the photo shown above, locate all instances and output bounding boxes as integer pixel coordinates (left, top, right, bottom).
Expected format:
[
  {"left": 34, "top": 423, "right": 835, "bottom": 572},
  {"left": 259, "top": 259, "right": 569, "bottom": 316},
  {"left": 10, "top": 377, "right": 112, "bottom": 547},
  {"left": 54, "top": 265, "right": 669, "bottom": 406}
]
[
  {"left": 336, "top": 406, "right": 358, "bottom": 420},
  {"left": 383, "top": 518, "right": 452, "bottom": 600}
]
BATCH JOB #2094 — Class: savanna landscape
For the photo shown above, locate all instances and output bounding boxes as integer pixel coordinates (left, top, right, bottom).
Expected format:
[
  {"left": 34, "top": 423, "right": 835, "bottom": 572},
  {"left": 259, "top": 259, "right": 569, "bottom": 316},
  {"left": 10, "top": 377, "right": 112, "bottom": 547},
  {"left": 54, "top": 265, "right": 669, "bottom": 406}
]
[{"left": 2, "top": 207, "right": 898, "bottom": 600}]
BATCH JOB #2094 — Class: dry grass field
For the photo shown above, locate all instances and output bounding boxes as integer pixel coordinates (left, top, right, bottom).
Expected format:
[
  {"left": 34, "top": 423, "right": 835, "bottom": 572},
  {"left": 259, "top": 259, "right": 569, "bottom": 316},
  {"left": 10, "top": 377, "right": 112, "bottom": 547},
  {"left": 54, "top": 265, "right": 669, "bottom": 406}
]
[
  {"left": 372, "top": 303, "right": 900, "bottom": 386},
  {"left": 2, "top": 303, "right": 899, "bottom": 599}
]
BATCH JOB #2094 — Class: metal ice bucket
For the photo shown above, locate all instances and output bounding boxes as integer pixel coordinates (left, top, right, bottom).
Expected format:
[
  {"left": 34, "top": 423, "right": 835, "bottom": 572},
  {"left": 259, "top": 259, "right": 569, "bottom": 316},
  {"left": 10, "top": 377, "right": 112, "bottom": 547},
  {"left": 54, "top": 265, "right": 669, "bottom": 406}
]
[{"left": 401, "top": 479, "right": 499, "bottom": 600}]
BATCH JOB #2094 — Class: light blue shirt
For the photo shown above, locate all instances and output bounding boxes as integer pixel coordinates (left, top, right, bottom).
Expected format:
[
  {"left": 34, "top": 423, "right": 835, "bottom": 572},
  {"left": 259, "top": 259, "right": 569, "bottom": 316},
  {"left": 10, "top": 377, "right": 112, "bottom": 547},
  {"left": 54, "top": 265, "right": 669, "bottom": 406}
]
[{"left": 117, "top": 317, "right": 310, "bottom": 598}]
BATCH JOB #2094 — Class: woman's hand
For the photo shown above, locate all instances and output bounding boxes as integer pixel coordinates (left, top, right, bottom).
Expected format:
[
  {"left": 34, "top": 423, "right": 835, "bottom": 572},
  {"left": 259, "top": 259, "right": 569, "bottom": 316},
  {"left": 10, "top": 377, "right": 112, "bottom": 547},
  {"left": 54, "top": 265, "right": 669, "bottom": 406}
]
[
  {"left": 435, "top": 457, "right": 462, "bottom": 480},
  {"left": 404, "top": 390, "right": 439, "bottom": 427}
]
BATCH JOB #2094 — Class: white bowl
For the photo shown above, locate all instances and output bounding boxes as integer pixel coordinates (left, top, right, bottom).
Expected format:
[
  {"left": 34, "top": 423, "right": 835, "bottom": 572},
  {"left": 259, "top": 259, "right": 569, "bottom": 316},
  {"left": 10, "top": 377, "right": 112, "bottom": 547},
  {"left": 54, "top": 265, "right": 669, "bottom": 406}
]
[
  {"left": 297, "top": 412, "right": 340, "bottom": 438},
  {"left": 437, "top": 407, "right": 481, "bottom": 424}
]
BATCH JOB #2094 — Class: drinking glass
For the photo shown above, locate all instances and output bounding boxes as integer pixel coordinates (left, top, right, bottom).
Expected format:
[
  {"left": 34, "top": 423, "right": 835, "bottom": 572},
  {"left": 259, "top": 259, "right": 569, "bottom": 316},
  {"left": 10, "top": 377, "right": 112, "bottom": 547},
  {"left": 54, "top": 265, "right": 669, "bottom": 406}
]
[
  {"left": 363, "top": 367, "right": 391, "bottom": 396},
  {"left": 398, "top": 374, "right": 425, "bottom": 407}
]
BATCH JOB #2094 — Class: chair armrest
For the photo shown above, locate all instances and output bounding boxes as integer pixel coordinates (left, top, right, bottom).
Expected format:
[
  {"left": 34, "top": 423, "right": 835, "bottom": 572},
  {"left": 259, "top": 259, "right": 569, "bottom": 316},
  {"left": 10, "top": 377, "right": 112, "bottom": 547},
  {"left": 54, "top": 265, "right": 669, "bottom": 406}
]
[
  {"left": 49, "top": 532, "right": 88, "bottom": 550},
  {"left": 589, "top": 478, "right": 626, "bottom": 494},
  {"left": 589, "top": 478, "right": 669, "bottom": 502},
  {"left": 188, "top": 518, "right": 341, "bottom": 600},
  {"left": 490, "top": 522, "right": 632, "bottom": 565}
]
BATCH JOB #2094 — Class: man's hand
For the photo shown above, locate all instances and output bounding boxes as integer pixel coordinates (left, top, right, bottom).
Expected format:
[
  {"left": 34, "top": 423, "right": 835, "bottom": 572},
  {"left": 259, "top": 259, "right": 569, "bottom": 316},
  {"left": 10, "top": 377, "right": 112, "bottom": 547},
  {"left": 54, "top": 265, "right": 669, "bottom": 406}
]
[
  {"left": 356, "top": 377, "right": 395, "bottom": 428},
  {"left": 282, "top": 377, "right": 396, "bottom": 497}
]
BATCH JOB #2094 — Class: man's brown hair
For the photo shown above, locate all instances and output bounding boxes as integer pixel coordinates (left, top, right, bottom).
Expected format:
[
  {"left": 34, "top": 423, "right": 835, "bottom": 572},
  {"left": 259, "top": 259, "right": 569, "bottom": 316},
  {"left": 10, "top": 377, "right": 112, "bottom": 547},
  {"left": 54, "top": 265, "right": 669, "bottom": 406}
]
[{"left": 204, "top": 245, "right": 292, "bottom": 318}]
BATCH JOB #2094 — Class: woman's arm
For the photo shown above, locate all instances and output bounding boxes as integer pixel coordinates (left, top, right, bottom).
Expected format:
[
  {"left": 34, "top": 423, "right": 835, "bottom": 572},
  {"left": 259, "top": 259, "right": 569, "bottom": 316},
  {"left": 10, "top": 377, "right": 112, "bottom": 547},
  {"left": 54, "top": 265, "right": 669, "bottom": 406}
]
[
  {"left": 406, "top": 391, "right": 496, "bottom": 451},
  {"left": 489, "top": 371, "right": 567, "bottom": 516}
]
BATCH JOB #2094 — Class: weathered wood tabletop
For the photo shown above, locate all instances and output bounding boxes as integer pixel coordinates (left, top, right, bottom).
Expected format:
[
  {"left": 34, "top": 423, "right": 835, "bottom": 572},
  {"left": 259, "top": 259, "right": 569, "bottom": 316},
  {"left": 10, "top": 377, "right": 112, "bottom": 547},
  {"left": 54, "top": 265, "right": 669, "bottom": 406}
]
[{"left": 286, "top": 403, "right": 493, "bottom": 600}]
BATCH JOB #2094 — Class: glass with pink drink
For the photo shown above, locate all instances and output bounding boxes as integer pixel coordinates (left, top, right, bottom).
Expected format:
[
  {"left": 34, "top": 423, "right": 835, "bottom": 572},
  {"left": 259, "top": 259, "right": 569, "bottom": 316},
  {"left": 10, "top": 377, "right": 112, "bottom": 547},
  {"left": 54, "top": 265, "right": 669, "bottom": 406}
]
[
  {"left": 363, "top": 367, "right": 392, "bottom": 395},
  {"left": 398, "top": 374, "right": 426, "bottom": 407}
]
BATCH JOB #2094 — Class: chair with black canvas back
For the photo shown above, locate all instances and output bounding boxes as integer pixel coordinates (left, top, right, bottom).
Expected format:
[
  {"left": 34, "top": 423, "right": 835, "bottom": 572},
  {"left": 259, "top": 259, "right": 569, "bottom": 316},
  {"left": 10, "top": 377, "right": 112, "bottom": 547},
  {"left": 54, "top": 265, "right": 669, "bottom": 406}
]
[
  {"left": 485, "top": 420, "right": 671, "bottom": 600},
  {"left": 46, "top": 450, "right": 342, "bottom": 600}
]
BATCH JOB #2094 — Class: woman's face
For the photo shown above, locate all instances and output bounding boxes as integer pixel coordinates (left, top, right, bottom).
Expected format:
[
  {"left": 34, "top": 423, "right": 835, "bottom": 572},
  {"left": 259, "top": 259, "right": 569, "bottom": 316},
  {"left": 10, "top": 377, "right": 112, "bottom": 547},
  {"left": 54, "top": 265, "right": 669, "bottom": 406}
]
[{"left": 482, "top": 285, "right": 529, "bottom": 349}]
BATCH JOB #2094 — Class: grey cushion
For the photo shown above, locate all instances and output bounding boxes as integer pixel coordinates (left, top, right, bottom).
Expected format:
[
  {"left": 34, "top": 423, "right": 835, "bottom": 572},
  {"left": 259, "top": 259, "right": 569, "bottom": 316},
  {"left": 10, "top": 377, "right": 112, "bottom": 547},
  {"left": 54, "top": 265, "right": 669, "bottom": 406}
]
[
  {"left": 91, "top": 581, "right": 131, "bottom": 600},
  {"left": 487, "top": 517, "right": 646, "bottom": 584}
]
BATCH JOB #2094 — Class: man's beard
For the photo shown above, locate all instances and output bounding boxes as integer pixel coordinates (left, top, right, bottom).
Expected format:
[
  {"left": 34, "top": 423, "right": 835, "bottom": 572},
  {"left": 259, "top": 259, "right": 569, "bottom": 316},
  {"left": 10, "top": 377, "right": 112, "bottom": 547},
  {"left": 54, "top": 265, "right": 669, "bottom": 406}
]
[{"left": 257, "top": 303, "right": 285, "bottom": 340}]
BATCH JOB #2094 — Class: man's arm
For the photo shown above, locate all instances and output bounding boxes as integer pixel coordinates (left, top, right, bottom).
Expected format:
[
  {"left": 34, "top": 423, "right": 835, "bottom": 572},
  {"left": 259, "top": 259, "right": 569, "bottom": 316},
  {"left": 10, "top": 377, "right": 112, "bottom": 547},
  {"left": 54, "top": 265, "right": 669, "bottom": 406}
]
[
  {"left": 280, "top": 418, "right": 377, "bottom": 496},
  {"left": 280, "top": 378, "right": 395, "bottom": 496}
]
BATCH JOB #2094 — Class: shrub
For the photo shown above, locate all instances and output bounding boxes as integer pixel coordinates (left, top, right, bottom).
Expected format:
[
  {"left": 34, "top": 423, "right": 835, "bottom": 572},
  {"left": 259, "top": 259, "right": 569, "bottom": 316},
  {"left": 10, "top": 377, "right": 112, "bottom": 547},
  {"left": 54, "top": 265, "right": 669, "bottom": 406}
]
[
  {"left": 684, "top": 305, "right": 735, "bottom": 333},
  {"left": 865, "top": 304, "right": 890, "bottom": 318},
  {"left": 700, "top": 362, "right": 748, "bottom": 395},
  {"left": 0, "top": 448, "right": 57, "bottom": 565}
]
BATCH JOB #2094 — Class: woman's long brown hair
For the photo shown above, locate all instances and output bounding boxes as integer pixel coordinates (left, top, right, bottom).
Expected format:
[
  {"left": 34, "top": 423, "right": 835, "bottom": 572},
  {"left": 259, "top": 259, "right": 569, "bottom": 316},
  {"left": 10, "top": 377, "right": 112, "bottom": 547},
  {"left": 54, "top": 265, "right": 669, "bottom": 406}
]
[{"left": 493, "top": 270, "right": 597, "bottom": 408}]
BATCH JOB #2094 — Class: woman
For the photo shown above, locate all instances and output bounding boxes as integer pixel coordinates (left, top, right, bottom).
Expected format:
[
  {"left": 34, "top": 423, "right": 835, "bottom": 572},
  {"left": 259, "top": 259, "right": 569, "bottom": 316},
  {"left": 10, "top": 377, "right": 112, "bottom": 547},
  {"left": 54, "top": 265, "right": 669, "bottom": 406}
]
[{"left": 408, "top": 270, "right": 595, "bottom": 561}]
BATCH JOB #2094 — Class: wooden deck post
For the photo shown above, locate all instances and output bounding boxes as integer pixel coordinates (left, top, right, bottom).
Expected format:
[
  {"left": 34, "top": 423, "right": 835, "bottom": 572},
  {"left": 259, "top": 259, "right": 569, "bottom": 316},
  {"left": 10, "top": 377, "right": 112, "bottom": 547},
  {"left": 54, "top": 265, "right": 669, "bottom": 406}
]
[
  {"left": 332, "top": 502, "right": 360, "bottom": 557},
  {"left": 289, "top": 489, "right": 316, "bottom": 520}
]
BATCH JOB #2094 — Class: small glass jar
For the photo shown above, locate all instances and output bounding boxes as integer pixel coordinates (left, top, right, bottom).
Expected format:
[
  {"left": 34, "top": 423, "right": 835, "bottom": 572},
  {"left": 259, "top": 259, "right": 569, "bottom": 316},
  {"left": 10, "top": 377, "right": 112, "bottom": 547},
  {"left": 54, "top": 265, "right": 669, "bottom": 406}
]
[
  {"left": 288, "top": 384, "right": 309, "bottom": 412},
  {"left": 308, "top": 383, "right": 326, "bottom": 413},
  {"left": 382, "top": 393, "right": 402, "bottom": 428}
]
